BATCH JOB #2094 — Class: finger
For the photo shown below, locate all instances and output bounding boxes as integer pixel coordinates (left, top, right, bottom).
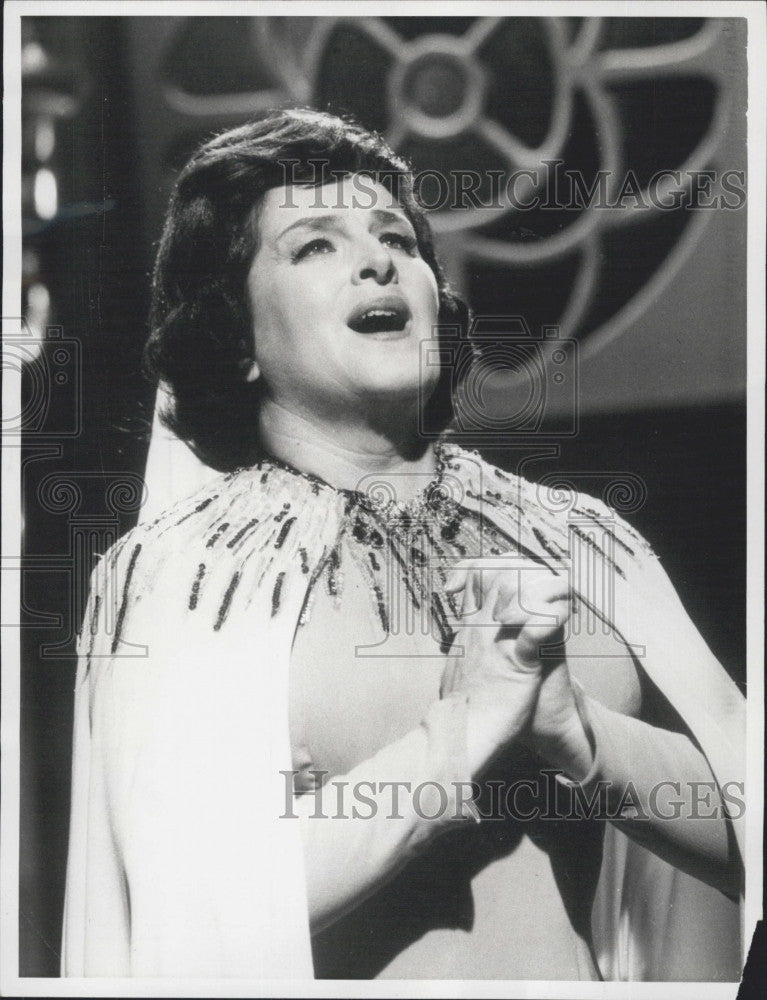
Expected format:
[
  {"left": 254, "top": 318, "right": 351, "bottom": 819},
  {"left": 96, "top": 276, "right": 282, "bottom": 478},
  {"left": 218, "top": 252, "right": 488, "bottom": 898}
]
[
  {"left": 492, "top": 576, "right": 570, "bottom": 624},
  {"left": 513, "top": 629, "right": 565, "bottom": 669},
  {"left": 463, "top": 572, "right": 502, "bottom": 623},
  {"left": 526, "top": 593, "right": 571, "bottom": 634},
  {"left": 445, "top": 557, "right": 493, "bottom": 580},
  {"left": 513, "top": 597, "right": 571, "bottom": 665},
  {"left": 444, "top": 561, "right": 474, "bottom": 593},
  {"left": 461, "top": 573, "right": 480, "bottom": 617},
  {"left": 445, "top": 561, "right": 499, "bottom": 595},
  {"left": 490, "top": 573, "right": 527, "bottom": 622},
  {"left": 446, "top": 564, "right": 497, "bottom": 598},
  {"left": 444, "top": 570, "right": 467, "bottom": 595},
  {"left": 472, "top": 568, "right": 483, "bottom": 610},
  {"left": 492, "top": 587, "right": 526, "bottom": 626},
  {"left": 446, "top": 557, "right": 540, "bottom": 594},
  {"left": 440, "top": 651, "right": 461, "bottom": 697},
  {"left": 494, "top": 625, "right": 544, "bottom": 675},
  {"left": 524, "top": 578, "right": 571, "bottom": 613},
  {"left": 450, "top": 558, "right": 515, "bottom": 571}
]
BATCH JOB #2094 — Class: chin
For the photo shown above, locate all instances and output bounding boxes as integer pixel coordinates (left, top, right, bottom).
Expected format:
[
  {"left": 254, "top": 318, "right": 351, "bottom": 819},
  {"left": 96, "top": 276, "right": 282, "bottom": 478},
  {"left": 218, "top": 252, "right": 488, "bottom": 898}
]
[{"left": 361, "top": 373, "right": 436, "bottom": 407}]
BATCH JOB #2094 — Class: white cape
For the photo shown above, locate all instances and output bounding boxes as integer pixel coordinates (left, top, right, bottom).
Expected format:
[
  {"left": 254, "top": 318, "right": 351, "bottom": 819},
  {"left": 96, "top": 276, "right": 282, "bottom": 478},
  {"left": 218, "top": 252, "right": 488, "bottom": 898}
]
[{"left": 62, "top": 443, "right": 745, "bottom": 979}]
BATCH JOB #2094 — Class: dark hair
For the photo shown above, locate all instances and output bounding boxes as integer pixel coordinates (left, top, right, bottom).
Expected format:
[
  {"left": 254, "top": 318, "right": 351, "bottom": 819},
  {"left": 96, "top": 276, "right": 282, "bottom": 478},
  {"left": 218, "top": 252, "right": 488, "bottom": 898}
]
[{"left": 144, "top": 107, "right": 470, "bottom": 471}]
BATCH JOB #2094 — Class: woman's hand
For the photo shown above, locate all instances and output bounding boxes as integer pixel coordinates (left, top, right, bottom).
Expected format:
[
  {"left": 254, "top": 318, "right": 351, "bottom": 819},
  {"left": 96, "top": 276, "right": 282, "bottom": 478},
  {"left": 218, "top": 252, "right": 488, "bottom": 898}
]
[
  {"left": 444, "top": 559, "right": 594, "bottom": 780},
  {"left": 439, "top": 569, "right": 543, "bottom": 778}
]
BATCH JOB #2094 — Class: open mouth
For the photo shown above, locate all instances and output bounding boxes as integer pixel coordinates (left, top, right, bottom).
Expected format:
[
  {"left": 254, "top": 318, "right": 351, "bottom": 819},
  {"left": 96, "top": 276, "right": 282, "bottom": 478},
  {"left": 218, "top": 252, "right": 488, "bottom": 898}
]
[{"left": 347, "top": 297, "right": 411, "bottom": 336}]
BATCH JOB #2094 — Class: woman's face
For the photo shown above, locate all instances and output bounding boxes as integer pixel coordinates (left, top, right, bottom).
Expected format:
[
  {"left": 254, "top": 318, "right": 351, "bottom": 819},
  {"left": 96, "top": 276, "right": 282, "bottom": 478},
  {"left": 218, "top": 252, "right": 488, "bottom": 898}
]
[{"left": 246, "top": 175, "right": 441, "bottom": 422}]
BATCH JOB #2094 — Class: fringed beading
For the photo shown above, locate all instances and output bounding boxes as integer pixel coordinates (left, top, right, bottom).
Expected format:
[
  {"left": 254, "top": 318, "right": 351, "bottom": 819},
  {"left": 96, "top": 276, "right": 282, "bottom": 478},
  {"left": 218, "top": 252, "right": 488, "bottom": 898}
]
[{"left": 97, "top": 439, "right": 653, "bottom": 658}]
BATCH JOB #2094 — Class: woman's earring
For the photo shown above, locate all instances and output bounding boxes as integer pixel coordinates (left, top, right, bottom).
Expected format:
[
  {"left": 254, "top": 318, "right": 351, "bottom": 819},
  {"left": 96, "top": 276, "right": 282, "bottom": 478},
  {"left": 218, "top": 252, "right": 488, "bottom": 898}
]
[{"left": 240, "top": 359, "right": 260, "bottom": 383}]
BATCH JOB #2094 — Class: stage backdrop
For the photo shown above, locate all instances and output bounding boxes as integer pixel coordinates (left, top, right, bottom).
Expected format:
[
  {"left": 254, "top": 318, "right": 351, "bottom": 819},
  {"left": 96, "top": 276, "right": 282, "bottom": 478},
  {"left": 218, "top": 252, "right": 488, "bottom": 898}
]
[{"left": 18, "top": 15, "right": 747, "bottom": 976}]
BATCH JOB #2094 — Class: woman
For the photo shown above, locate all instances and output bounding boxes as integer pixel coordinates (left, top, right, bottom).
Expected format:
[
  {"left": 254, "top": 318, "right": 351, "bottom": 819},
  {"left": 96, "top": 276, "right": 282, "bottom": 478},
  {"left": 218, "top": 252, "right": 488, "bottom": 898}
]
[{"left": 62, "top": 109, "right": 744, "bottom": 981}]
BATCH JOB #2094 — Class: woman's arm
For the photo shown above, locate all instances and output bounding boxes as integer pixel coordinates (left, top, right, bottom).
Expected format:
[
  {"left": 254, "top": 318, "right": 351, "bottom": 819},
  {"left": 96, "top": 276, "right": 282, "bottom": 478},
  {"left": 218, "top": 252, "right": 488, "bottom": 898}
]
[
  {"left": 446, "top": 557, "right": 745, "bottom": 898},
  {"left": 545, "top": 689, "right": 742, "bottom": 897},
  {"left": 293, "top": 602, "right": 554, "bottom": 933},
  {"left": 291, "top": 695, "right": 471, "bottom": 933},
  {"left": 64, "top": 543, "right": 556, "bottom": 963}
]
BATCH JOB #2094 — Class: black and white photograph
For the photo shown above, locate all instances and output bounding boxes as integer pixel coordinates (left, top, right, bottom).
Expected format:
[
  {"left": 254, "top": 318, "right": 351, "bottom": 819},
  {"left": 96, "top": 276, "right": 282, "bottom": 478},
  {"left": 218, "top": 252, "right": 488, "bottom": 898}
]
[{"left": 2, "top": 2, "right": 764, "bottom": 996}]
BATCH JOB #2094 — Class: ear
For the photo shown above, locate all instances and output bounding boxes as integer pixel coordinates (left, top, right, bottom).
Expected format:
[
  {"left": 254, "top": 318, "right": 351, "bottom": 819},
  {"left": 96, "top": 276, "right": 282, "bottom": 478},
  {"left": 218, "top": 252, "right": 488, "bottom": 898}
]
[{"left": 239, "top": 359, "right": 261, "bottom": 383}]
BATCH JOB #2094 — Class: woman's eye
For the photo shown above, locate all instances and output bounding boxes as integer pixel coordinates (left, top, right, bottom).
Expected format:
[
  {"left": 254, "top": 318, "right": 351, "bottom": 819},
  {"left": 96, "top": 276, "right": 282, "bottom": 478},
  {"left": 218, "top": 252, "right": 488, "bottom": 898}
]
[
  {"left": 292, "top": 237, "right": 335, "bottom": 262},
  {"left": 380, "top": 231, "right": 418, "bottom": 255}
]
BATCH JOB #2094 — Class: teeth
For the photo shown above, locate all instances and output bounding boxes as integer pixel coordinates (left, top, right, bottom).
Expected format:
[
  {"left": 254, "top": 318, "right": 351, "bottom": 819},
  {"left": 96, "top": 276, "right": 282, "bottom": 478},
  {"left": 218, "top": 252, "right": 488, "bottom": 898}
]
[{"left": 349, "top": 303, "right": 408, "bottom": 334}]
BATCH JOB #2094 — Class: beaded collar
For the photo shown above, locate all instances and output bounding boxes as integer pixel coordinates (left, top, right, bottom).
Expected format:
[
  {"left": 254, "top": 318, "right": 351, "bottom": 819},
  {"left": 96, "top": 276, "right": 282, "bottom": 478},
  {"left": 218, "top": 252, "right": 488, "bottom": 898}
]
[
  {"left": 254, "top": 441, "right": 523, "bottom": 649},
  {"left": 102, "top": 439, "right": 652, "bottom": 661},
  {"left": 253, "top": 437, "right": 459, "bottom": 525}
]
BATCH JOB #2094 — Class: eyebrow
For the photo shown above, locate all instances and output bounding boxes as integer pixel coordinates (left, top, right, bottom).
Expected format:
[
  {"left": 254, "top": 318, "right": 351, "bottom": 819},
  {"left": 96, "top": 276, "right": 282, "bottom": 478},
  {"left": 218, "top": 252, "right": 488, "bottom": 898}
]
[{"left": 275, "top": 208, "right": 413, "bottom": 243}]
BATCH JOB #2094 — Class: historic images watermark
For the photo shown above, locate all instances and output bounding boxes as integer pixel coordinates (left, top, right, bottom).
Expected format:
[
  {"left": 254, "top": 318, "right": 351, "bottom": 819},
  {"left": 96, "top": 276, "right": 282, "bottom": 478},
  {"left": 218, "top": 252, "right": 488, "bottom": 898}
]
[
  {"left": 276, "top": 161, "right": 747, "bottom": 212},
  {"left": 279, "top": 770, "right": 746, "bottom": 824}
]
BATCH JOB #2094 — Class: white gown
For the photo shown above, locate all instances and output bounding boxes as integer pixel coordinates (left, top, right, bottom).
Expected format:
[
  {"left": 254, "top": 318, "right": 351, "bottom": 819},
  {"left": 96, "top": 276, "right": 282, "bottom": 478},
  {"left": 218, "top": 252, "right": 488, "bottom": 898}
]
[{"left": 62, "top": 439, "right": 745, "bottom": 979}]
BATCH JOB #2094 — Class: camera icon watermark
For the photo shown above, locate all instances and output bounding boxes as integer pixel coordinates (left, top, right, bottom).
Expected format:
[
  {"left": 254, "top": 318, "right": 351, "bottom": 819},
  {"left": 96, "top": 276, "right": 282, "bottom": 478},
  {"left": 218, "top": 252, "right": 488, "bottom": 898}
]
[
  {"left": 419, "top": 316, "right": 578, "bottom": 440},
  {"left": 2, "top": 317, "right": 82, "bottom": 438}
]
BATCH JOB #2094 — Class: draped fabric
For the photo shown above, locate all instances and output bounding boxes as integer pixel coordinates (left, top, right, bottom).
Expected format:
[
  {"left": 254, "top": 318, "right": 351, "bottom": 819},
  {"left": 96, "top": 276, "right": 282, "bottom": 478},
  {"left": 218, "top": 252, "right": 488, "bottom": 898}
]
[{"left": 62, "top": 440, "right": 744, "bottom": 979}]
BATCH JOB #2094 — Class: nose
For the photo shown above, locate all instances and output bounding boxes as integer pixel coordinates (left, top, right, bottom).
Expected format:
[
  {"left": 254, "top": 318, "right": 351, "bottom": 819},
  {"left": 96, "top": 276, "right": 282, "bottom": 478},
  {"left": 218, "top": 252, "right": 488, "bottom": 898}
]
[{"left": 353, "top": 235, "right": 396, "bottom": 285}]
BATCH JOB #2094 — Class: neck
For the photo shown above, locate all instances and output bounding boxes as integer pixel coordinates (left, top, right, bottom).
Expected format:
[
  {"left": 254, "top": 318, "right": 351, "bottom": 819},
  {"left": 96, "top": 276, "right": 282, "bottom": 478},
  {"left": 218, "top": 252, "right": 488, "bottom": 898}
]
[{"left": 257, "top": 398, "right": 438, "bottom": 499}]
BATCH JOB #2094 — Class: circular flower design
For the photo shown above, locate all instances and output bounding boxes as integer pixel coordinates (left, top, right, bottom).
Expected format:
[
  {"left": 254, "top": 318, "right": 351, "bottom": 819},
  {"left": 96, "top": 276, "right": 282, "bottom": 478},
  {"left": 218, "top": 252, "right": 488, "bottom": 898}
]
[{"left": 159, "top": 15, "right": 738, "bottom": 354}]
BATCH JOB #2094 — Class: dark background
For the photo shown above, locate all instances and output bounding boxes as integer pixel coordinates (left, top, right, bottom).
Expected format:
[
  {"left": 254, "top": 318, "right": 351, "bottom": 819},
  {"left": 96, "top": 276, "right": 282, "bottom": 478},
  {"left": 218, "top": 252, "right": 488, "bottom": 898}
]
[{"left": 18, "top": 15, "right": 747, "bottom": 975}]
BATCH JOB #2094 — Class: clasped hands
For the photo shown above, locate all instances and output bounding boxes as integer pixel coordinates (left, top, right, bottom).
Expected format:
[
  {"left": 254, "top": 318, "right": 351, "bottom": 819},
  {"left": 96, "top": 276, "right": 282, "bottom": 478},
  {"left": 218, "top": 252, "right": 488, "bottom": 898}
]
[{"left": 442, "top": 558, "right": 595, "bottom": 782}]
